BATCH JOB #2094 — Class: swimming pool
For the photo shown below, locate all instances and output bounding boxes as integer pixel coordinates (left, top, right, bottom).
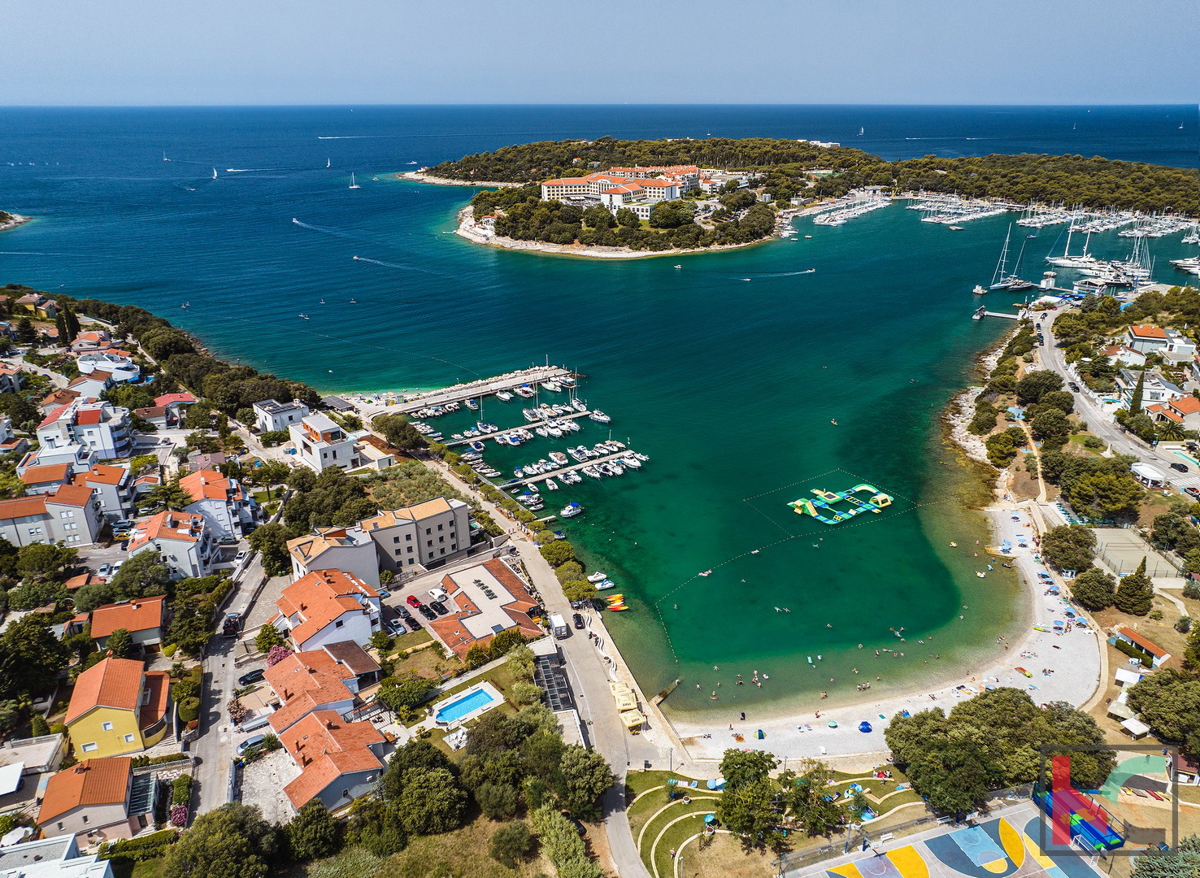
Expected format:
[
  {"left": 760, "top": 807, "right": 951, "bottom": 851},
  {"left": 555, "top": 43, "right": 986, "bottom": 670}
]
[{"left": 433, "top": 682, "right": 503, "bottom": 725}]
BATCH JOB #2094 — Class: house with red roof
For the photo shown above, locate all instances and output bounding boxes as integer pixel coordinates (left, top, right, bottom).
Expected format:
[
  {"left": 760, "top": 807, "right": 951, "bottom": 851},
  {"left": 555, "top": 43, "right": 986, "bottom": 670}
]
[
  {"left": 0, "top": 363, "right": 24, "bottom": 395},
  {"left": 1115, "top": 626, "right": 1171, "bottom": 668},
  {"left": 19, "top": 462, "right": 72, "bottom": 496},
  {"left": 0, "top": 485, "right": 102, "bottom": 547},
  {"left": 1125, "top": 324, "right": 1197, "bottom": 360},
  {"left": 179, "top": 469, "right": 256, "bottom": 541},
  {"left": 126, "top": 511, "right": 217, "bottom": 579},
  {"left": 72, "top": 463, "right": 134, "bottom": 521},
  {"left": 268, "top": 569, "right": 382, "bottom": 652},
  {"left": 89, "top": 595, "right": 168, "bottom": 651},
  {"left": 14, "top": 293, "right": 59, "bottom": 319},
  {"left": 69, "top": 330, "right": 112, "bottom": 354},
  {"left": 279, "top": 710, "right": 386, "bottom": 811},
  {"left": 63, "top": 657, "right": 171, "bottom": 758},
  {"left": 426, "top": 559, "right": 542, "bottom": 659},
  {"left": 36, "top": 757, "right": 154, "bottom": 844},
  {"left": 66, "top": 371, "right": 114, "bottom": 400},
  {"left": 34, "top": 399, "right": 133, "bottom": 467},
  {"left": 264, "top": 648, "right": 360, "bottom": 734}
]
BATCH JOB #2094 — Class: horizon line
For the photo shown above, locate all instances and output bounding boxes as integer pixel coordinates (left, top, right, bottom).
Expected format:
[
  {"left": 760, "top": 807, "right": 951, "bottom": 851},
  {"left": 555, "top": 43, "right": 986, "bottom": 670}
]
[{"left": 1, "top": 102, "right": 1198, "bottom": 110}]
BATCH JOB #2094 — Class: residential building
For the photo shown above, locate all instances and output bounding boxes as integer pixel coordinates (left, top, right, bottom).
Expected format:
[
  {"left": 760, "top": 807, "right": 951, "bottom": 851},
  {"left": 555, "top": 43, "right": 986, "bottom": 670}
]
[
  {"left": 360, "top": 497, "right": 472, "bottom": 573},
  {"left": 279, "top": 710, "right": 385, "bottom": 811},
  {"left": 0, "top": 485, "right": 103, "bottom": 547},
  {"left": 66, "top": 371, "right": 114, "bottom": 400},
  {"left": 0, "top": 833, "right": 113, "bottom": 878},
  {"left": 89, "top": 596, "right": 168, "bottom": 651},
  {"left": 0, "top": 413, "right": 27, "bottom": 457},
  {"left": 288, "top": 412, "right": 360, "bottom": 472},
  {"left": 321, "top": 640, "right": 382, "bottom": 687},
  {"left": 132, "top": 406, "right": 168, "bottom": 430},
  {"left": 1124, "top": 324, "right": 1196, "bottom": 358},
  {"left": 37, "top": 758, "right": 154, "bottom": 845},
  {"left": 37, "top": 399, "right": 133, "bottom": 463},
  {"left": 179, "top": 469, "right": 255, "bottom": 541},
  {"left": 1116, "top": 369, "right": 1185, "bottom": 408},
  {"left": 14, "top": 293, "right": 59, "bottom": 319},
  {"left": 1114, "top": 626, "right": 1171, "bottom": 667},
  {"left": 1101, "top": 344, "right": 1148, "bottom": 368},
  {"left": 0, "top": 363, "right": 24, "bottom": 395},
  {"left": 427, "top": 559, "right": 542, "bottom": 659},
  {"left": 1146, "top": 396, "right": 1200, "bottom": 432},
  {"left": 288, "top": 526, "right": 381, "bottom": 588},
  {"left": 1172, "top": 752, "right": 1200, "bottom": 786},
  {"left": 186, "top": 450, "right": 227, "bottom": 473},
  {"left": 265, "top": 648, "right": 360, "bottom": 734},
  {"left": 253, "top": 398, "right": 310, "bottom": 433},
  {"left": 70, "top": 330, "right": 112, "bottom": 354},
  {"left": 64, "top": 657, "right": 171, "bottom": 758},
  {"left": 126, "top": 511, "right": 216, "bottom": 579},
  {"left": 72, "top": 464, "right": 134, "bottom": 521},
  {"left": 19, "top": 462, "right": 72, "bottom": 495},
  {"left": 39, "top": 387, "right": 80, "bottom": 415},
  {"left": 77, "top": 352, "right": 139, "bottom": 383},
  {"left": 269, "top": 569, "right": 381, "bottom": 652}
]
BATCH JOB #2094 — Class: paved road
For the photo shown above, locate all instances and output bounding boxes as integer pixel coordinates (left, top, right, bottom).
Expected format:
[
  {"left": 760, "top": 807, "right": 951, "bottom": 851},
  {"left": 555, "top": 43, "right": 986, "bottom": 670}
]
[
  {"left": 192, "top": 550, "right": 266, "bottom": 815},
  {"left": 1039, "top": 310, "right": 1197, "bottom": 489}
]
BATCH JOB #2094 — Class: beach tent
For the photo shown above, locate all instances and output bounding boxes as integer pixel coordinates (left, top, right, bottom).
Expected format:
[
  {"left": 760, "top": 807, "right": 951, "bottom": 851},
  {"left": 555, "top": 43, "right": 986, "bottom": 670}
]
[
  {"left": 756, "top": 729, "right": 765, "bottom": 740},
  {"left": 1122, "top": 718, "right": 1151, "bottom": 739}
]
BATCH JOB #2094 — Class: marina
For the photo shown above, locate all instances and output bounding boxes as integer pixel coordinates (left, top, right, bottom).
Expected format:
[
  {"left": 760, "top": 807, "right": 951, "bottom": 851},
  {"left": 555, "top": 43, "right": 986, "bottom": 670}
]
[{"left": 355, "top": 365, "right": 574, "bottom": 416}]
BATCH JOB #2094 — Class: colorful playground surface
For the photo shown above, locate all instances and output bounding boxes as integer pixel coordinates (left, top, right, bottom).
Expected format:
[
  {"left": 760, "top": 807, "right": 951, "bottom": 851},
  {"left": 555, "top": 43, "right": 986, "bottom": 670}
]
[
  {"left": 798, "top": 805, "right": 1103, "bottom": 878},
  {"left": 788, "top": 483, "right": 894, "bottom": 525}
]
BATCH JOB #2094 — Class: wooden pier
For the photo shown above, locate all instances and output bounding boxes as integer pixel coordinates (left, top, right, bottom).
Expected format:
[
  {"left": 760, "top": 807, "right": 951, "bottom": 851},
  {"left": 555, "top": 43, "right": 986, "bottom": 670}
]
[
  {"left": 446, "top": 410, "right": 594, "bottom": 447},
  {"left": 374, "top": 365, "right": 573, "bottom": 415},
  {"left": 497, "top": 449, "right": 637, "bottom": 489}
]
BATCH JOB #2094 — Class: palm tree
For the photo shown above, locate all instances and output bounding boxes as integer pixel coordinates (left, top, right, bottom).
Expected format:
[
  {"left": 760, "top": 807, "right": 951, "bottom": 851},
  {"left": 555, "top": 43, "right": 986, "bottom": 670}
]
[
  {"left": 1158, "top": 419, "right": 1186, "bottom": 442},
  {"left": 149, "top": 477, "right": 192, "bottom": 511}
]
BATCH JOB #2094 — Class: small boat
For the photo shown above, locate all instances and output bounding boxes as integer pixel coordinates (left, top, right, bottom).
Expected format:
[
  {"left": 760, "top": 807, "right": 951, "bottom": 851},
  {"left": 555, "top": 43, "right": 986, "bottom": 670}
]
[
  {"left": 299, "top": 313, "right": 310, "bottom": 320},
  {"left": 560, "top": 502, "right": 584, "bottom": 518},
  {"left": 212, "top": 167, "right": 218, "bottom": 179},
  {"left": 464, "top": 399, "right": 479, "bottom": 411},
  {"left": 589, "top": 410, "right": 611, "bottom": 424},
  {"left": 948, "top": 226, "right": 963, "bottom": 231},
  {"left": 544, "top": 479, "right": 558, "bottom": 491},
  {"left": 326, "top": 158, "right": 331, "bottom": 168},
  {"left": 349, "top": 298, "right": 358, "bottom": 304},
  {"left": 674, "top": 264, "right": 682, "bottom": 269},
  {"left": 596, "top": 579, "right": 617, "bottom": 590},
  {"left": 496, "top": 391, "right": 514, "bottom": 401},
  {"left": 349, "top": 172, "right": 360, "bottom": 189},
  {"left": 586, "top": 572, "right": 608, "bottom": 583},
  {"left": 163, "top": 151, "right": 170, "bottom": 162},
  {"left": 468, "top": 441, "right": 485, "bottom": 453}
]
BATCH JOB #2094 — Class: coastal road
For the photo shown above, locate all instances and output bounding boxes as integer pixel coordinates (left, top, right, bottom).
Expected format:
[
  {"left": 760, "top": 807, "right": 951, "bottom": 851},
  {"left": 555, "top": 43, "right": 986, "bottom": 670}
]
[{"left": 1039, "top": 310, "right": 1197, "bottom": 487}]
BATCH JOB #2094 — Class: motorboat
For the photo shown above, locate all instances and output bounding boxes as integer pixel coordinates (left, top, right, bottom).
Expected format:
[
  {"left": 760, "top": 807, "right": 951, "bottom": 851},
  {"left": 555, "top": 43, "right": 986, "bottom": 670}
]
[
  {"left": 544, "top": 479, "right": 558, "bottom": 491},
  {"left": 560, "top": 502, "right": 584, "bottom": 518},
  {"left": 496, "top": 391, "right": 514, "bottom": 401},
  {"left": 589, "top": 410, "right": 611, "bottom": 424},
  {"left": 550, "top": 452, "right": 569, "bottom": 465}
]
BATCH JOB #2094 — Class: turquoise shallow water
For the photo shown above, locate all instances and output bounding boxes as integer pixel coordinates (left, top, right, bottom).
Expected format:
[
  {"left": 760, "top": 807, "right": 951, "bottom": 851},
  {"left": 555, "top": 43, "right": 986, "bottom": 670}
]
[{"left": 2, "top": 106, "right": 1197, "bottom": 719}]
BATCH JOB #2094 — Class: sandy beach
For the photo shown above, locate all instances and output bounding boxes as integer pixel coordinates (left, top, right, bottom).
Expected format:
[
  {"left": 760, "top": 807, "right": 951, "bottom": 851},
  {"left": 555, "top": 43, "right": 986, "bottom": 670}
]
[
  {"left": 398, "top": 171, "right": 524, "bottom": 188},
  {"left": 665, "top": 502, "right": 1104, "bottom": 768}
]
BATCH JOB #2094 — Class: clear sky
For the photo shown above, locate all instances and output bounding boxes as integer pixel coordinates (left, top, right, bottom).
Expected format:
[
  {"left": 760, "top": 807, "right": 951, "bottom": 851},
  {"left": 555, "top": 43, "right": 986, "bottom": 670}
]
[{"left": 3, "top": 0, "right": 1198, "bottom": 106}]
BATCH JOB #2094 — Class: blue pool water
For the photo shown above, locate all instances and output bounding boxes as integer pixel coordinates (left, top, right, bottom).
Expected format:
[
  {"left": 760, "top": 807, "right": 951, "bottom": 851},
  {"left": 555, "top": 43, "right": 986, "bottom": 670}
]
[{"left": 435, "top": 688, "right": 497, "bottom": 723}]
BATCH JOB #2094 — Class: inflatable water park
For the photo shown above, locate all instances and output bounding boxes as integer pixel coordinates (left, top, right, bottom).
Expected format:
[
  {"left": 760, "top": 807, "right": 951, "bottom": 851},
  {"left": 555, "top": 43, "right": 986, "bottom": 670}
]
[{"left": 788, "top": 483, "right": 893, "bottom": 525}]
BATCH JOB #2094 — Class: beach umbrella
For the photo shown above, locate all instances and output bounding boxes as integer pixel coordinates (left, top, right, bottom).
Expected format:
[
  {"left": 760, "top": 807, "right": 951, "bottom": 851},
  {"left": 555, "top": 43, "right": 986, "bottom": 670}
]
[
  {"left": 859, "top": 721, "right": 873, "bottom": 733},
  {"left": 827, "top": 720, "right": 839, "bottom": 728},
  {"left": 704, "top": 814, "right": 716, "bottom": 824}
]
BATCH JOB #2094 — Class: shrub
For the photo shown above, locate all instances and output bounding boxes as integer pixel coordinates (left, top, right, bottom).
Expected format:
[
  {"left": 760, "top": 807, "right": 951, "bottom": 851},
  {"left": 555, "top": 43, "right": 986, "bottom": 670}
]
[
  {"left": 29, "top": 714, "right": 50, "bottom": 736},
  {"left": 177, "top": 697, "right": 200, "bottom": 724},
  {"left": 172, "top": 774, "right": 193, "bottom": 806},
  {"left": 1113, "top": 638, "right": 1153, "bottom": 668},
  {"left": 99, "top": 828, "right": 179, "bottom": 862},
  {"left": 170, "top": 803, "right": 189, "bottom": 827},
  {"left": 1176, "top": 616, "right": 1192, "bottom": 634},
  {"left": 490, "top": 821, "right": 537, "bottom": 867}
]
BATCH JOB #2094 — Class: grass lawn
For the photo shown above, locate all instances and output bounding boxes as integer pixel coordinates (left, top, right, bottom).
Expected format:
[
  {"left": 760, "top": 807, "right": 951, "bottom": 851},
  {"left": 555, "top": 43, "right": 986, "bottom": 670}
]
[
  {"left": 107, "top": 859, "right": 166, "bottom": 878},
  {"left": 390, "top": 629, "right": 433, "bottom": 653},
  {"left": 436, "top": 661, "right": 520, "bottom": 702},
  {"left": 679, "top": 832, "right": 776, "bottom": 878},
  {"left": 369, "top": 818, "right": 553, "bottom": 878},
  {"left": 393, "top": 643, "right": 461, "bottom": 681}
]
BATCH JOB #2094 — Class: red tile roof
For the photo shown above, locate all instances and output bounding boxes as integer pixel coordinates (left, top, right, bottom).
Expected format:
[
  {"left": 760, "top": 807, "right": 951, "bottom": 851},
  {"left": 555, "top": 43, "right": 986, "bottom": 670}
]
[
  {"left": 276, "top": 570, "right": 377, "bottom": 649},
  {"left": 179, "top": 470, "right": 231, "bottom": 502},
  {"left": 154, "top": 393, "right": 197, "bottom": 407},
  {"left": 38, "top": 402, "right": 72, "bottom": 429},
  {"left": 38, "top": 758, "right": 132, "bottom": 824},
  {"left": 138, "top": 671, "right": 170, "bottom": 730},
  {"left": 265, "top": 649, "right": 357, "bottom": 733},
  {"left": 1169, "top": 396, "right": 1200, "bottom": 415},
  {"left": 65, "top": 657, "right": 147, "bottom": 724},
  {"left": 430, "top": 559, "right": 541, "bottom": 659},
  {"left": 0, "top": 495, "right": 49, "bottom": 521},
  {"left": 76, "top": 463, "right": 127, "bottom": 487},
  {"left": 1117, "top": 626, "right": 1167, "bottom": 657},
  {"left": 19, "top": 463, "right": 71, "bottom": 486},
  {"left": 90, "top": 595, "right": 166, "bottom": 639},
  {"left": 127, "top": 510, "right": 205, "bottom": 552},
  {"left": 75, "top": 409, "right": 103, "bottom": 426},
  {"left": 280, "top": 711, "right": 384, "bottom": 808},
  {"left": 1129, "top": 324, "right": 1167, "bottom": 340},
  {"left": 48, "top": 484, "right": 94, "bottom": 508}
]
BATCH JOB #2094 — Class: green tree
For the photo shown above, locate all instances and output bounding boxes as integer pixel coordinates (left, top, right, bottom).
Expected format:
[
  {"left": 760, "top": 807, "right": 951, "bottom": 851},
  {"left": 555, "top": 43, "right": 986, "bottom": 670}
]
[
  {"left": 105, "top": 628, "right": 134, "bottom": 658},
  {"left": 15, "top": 543, "right": 76, "bottom": 580},
  {"left": 615, "top": 208, "right": 640, "bottom": 229},
  {"left": 54, "top": 312, "right": 68, "bottom": 345},
  {"left": 555, "top": 561, "right": 583, "bottom": 583},
  {"left": 719, "top": 748, "right": 776, "bottom": 790},
  {"left": 247, "top": 522, "right": 291, "bottom": 576},
  {"left": 476, "top": 781, "right": 520, "bottom": 820},
  {"left": 64, "top": 307, "right": 81, "bottom": 340},
  {"left": 985, "top": 432, "right": 1017, "bottom": 467},
  {"left": 1039, "top": 390, "right": 1075, "bottom": 415},
  {"left": 530, "top": 806, "right": 600, "bottom": 878},
  {"left": 346, "top": 799, "right": 407, "bottom": 856},
  {"left": 284, "top": 801, "right": 343, "bottom": 861},
  {"left": 0, "top": 393, "right": 38, "bottom": 430},
  {"left": 16, "top": 318, "right": 35, "bottom": 344},
  {"left": 398, "top": 767, "right": 467, "bottom": 835},
  {"left": 255, "top": 624, "right": 286, "bottom": 654},
  {"left": 0, "top": 615, "right": 70, "bottom": 699},
  {"left": 1127, "top": 670, "right": 1200, "bottom": 756},
  {"left": 1015, "top": 370, "right": 1064, "bottom": 405},
  {"left": 151, "top": 477, "right": 193, "bottom": 511},
  {"left": 716, "top": 776, "right": 786, "bottom": 846},
  {"left": 1070, "top": 568, "right": 1116, "bottom": 611},
  {"left": 1030, "top": 408, "right": 1071, "bottom": 448},
  {"left": 489, "top": 821, "right": 537, "bottom": 868},
  {"left": 556, "top": 744, "right": 613, "bottom": 819},
  {"left": 376, "top": 671, "right": 437, "bottom": 712},
  {"left": 161, "top": 803, "right": 279, "bottom": 878},
  {"left": 1131, "top": 834, "right": 1200, "bottom": 878},
  {"left": 1040, "top": 525, "right": 1096, "bottom": 573},
  {"left": 105, "top": 550, "right": 171, "bottom": 602},
  {"left": 1130, "top": 370, "right": 1146, "bottom": 414},
  {"left": 1114, "top": 558, "right": 1154, "bottom": 616},
  {"left": 781, "top": 759, "right": 844, "bottom": 836},
  {"left": 29, "top": 713, "right": 50, "bottom": 736},
  {"left": 1158, "top": 419, "right": 1187, "bottom": 442},
  {"left": 372, "top": 414, "right": 427, "bottom": 452},
  {"left": 562, "top": 580, "right": 597, "bottom": 603},
  {"left": 381, "top": 739, "right": 455, "bottom": 802},
  {"left": 539, "top": 540, "right": 575, "bottom": 567}
]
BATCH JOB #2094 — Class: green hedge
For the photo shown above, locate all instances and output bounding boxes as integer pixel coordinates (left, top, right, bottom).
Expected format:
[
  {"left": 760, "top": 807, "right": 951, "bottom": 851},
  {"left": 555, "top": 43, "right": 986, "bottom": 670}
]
[
  {"left": 130, "top": 753, "right": 190, "bottom": 768},
  {"left": 171, "top": 774, "right": 193, "bottom": 806},
  {"left": 1113, "top": 638, "right": 1154, "bottom": 668},
  {"left": 99, "top": 828, "right": 178, "bottom": 861}
]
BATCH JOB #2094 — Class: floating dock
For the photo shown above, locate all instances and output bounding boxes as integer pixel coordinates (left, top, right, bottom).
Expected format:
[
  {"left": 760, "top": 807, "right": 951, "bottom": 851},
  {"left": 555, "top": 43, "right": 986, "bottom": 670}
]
[
  {"left": 446, "top": 410, "right": 593, "bottom": 447},
  {"left": 384, "top": 366, "right": 573, "bottom": 415},
  {"left": 788, "top": 484, "right": 893, "bottom": 525}
]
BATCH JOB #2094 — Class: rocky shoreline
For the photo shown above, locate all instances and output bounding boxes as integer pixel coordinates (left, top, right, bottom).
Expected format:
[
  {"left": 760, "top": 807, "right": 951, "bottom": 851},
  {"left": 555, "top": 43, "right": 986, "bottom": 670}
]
[
  {"left": 0, "top": 213, "right": 30, "bottom": 233},
  {"left": 398, "top": 171, "right": 523, "bottom": 189},
  {"left": 944, "top": 326, "right": 1019, "bottom": 465}
]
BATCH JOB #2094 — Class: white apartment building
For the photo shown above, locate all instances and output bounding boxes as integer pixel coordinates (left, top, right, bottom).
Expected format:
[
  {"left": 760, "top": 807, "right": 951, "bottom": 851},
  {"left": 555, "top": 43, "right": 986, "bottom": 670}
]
[
  {"left": 126, "top": 511, "right": 217, "bottom": 579},
  {"left": 253, "top": 398, "right": 311, "bottom": 433},
  {"left": 288, "top": 525, "right": 382, "bottom": 588},
  {"left": 179, "top": 469, "right": 256, "bottom": 541},
  {"left": 36, "top": 400, "right": 133, "bottom": 465},
  {"left": 0, "top": 485, "right": 103, "bottom": 547},
  {"left": 288, "top": 413, "right": 359, "bottom": 472}
]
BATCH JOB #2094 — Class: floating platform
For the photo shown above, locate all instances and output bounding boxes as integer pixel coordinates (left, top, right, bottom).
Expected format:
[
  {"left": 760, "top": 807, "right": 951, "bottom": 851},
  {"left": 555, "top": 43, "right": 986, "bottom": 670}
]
[{"left": 788, "top": 483, "right": 893, "bottom": 525}]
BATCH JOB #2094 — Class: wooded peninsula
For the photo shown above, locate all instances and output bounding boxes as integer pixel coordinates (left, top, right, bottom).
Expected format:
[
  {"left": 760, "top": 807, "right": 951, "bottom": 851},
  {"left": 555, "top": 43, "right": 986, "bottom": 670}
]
[{"left": 424, "top": 137, "right": 1200, "bottom": 253}]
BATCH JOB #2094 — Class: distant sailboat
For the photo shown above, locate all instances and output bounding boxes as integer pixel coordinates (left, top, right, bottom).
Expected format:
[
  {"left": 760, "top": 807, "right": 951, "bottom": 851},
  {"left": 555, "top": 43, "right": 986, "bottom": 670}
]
[
  {"left": 858, "top": 126, "right": 864, "bottom": 136},
  {"left": 212, "top": 167, "right": 217, "bottom": 180},
  {"left": 162, "top": 151, "right": 170, "bottom": 162},
  {"left": 349, "top": 172, "right": 360, "bottom": 190},
  {"left": 326, "top": 157, "right": 331, "bottom": 168}
]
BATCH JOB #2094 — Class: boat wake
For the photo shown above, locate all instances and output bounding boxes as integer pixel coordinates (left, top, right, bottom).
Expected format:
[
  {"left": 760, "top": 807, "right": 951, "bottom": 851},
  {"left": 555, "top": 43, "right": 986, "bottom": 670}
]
[
  {"left": 737, "top": 269, "right": 817, "bottom": 279},
  {"left": 291, "top": 218, "right": 361, "bottom": 240},
  {"left": 351, "top": 255, "right": 438, "bottom": 274},
  {"left": 225, "top": 168, "right": 286, "bottom": 173}
]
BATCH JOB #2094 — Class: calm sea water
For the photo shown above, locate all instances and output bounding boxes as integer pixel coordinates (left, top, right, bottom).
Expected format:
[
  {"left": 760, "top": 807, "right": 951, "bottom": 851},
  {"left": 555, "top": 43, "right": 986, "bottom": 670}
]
[{"left": 2, "top": 106, "right": 1197, "bottom": 717}]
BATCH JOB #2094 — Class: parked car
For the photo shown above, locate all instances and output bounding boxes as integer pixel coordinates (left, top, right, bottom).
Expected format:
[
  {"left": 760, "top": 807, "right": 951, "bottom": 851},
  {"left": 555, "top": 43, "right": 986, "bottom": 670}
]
[
  {"left": 238, "top": 669, "right": 265, "bottom": 686},
  {"left": 112, "top": 531, "right": 131, "bottom": 541},
  {"left": 572, "top": 612, "right": 585, "bottom": 630},
  {"left": 233, "top": 550, "right": 248, "bottom": 565},
  {"left": 236, "top": 734, "right": 266, "bottom": 757},
  {"left": 418, "top": 604, "right": 436, "bottom": 621},
  {"left": 110, "top": 562, "right": 124, "bottom": 576},
  {"left": 405, "top": 617, "right": 422, "bottom": 632},
  {"left": 406, "top": 595, "right": 421, "bottom": 608},
  {"left": 1068, "top": 382, "right": 1080, "bottom": 392},
  {"left": 377, "top": 589, "right": 391, "bottom": 599},
  {"left": 386, "top": 619, "right": 405, "bottom": 636},
  {"left": 1186, "top": 487, "right": 1200, "bottom": 500},
  {"left": 97, "top": 563, "right": 112, "bottom": 578},
  {"left": 222, "top": 613, "right": 242, "bottom": 637},
  {"left": 113, "top": 519, "right": 134, "bottom": 530},
  {"left": 396, "top": 607, "right": 412, "bottom": 620},
  {"left": 1171, "top": 462, "right": 1189, "bottom": 472}
]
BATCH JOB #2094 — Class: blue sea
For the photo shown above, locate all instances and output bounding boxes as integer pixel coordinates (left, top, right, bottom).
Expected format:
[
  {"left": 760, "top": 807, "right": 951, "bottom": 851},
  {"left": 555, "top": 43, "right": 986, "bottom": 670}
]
[{"left": 1, "top": 105, "right": 1197, "bottom": 717}]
